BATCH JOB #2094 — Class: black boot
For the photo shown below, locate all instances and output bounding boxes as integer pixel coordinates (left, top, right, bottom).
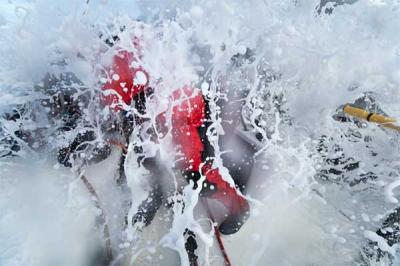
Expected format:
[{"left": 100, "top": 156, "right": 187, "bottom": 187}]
[{"left": 184, "top": 229, "right": 198, "bottom": 266}]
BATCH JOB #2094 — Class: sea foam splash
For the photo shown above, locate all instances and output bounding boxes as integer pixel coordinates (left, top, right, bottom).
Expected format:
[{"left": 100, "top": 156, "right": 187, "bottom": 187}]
[{"left": 1, "top": 0, "right": 400, "bottom": 265}]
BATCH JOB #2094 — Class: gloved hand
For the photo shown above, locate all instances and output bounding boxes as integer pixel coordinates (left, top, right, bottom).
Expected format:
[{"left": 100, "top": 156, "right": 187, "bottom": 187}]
[{"left": 57, "top": 130, "right": 111, "bottom": 168}]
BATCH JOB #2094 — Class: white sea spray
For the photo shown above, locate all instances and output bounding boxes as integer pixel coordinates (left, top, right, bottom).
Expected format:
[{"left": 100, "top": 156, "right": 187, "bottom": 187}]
[{"left": 1, "top": 0, "right": 400, "bottom": 265}]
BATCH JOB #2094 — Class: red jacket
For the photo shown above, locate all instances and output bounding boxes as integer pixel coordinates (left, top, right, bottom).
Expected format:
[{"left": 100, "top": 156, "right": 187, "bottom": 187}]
[{"left": 101, "top": 49, "right": 205, "bottom": 171}]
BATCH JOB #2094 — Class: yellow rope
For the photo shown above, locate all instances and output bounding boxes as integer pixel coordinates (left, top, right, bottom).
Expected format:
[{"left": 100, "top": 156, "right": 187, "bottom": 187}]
[{"left": 343, "top": 105, "right": 400, "bottom": 132}]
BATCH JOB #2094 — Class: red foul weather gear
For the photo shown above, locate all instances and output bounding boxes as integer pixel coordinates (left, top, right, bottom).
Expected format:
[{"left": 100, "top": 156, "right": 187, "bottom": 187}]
[
  {"left": 101, "top": 47, "right": 250, "bottom": 234},
  {"left": 101, "top": 50, "right": 149, "bottom": 111}
]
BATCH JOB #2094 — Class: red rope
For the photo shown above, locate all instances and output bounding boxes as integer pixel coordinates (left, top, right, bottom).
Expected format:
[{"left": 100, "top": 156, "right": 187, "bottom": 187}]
[
  {"left": 79, "top": 174, "right": 113, "bottom": 263},
  {"left": 202, "top": 199, "right": 232, "bottom": 266},
  {"left": 108, "top": 139, "right": 128, "bottom": 153}
]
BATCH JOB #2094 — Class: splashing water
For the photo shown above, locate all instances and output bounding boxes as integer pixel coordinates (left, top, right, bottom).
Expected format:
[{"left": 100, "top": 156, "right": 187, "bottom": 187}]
[{"left": 1, "top": 0, "right": 400, "bottom": 265}]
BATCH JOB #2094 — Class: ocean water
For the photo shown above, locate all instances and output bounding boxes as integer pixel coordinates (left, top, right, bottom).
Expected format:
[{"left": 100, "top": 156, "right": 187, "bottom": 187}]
[{"left": 1, "top": 0, "right": 400, "bottom": 265}]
